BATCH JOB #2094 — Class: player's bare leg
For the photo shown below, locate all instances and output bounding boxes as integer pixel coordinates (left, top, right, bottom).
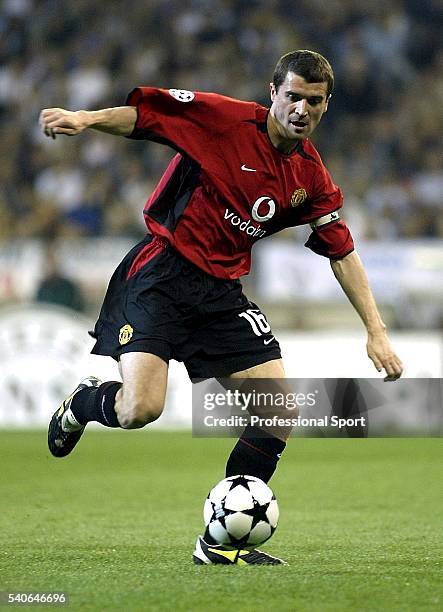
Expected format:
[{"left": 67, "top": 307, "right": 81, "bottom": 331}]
[
  {"left": 114, "top": 352, "right": 168, "bottom": 428},
  {"left": 229, "top": 358, "right": 294, "bottom": 441},
  {"left": 230, "top": 357, "right": 286, "bottom": 380},
  {"left": 48, "top": 352, "right": 168, "bottom": 457}
]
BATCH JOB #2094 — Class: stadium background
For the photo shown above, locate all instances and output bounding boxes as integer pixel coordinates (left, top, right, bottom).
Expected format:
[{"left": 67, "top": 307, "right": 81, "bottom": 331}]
[
  {"left": 0, "top": 1, "right": 441, "bottom": 610},
  {"left": 0, "top": 0, "right": 441, "bottom": 425}
]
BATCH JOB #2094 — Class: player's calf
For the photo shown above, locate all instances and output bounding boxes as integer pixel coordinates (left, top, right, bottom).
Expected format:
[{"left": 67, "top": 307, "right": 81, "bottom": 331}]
[
  {"left": 114, "top": 391, "right": 165, "bottom": 429},
  {"left": 115, "top": 352, "right": 168, "bottom": 428}
]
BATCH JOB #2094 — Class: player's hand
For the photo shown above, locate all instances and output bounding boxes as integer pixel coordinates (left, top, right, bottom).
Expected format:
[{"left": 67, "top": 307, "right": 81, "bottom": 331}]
[
  {"left": 366, "top": 330, "right": 403, "bottom": 381},
  {"left": 39, "top": 108, "right": 90, "bottom": 139}
]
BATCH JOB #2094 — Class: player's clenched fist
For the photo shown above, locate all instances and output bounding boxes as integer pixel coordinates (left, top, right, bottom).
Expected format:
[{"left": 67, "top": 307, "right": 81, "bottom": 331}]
[{"left": 39, "top": 108, "right": 90, "bottom": 139}]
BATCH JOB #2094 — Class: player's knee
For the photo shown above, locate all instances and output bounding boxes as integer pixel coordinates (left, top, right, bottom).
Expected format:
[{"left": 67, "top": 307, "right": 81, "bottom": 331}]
[{"left": 119, "top": 397, "right": 164, "bottom": 429}]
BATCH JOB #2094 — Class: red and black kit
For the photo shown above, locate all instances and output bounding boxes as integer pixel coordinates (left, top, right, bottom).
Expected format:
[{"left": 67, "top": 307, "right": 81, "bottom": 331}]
[
  {"left": 91, "top": 88, "right": 354, "bottom": 376},
  {"left": 91, "top": 233, "right": 280, "bottom": 378}
]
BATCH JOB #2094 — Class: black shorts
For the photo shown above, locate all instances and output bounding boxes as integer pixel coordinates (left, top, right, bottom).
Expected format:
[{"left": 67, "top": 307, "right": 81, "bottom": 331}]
[{"left": 90, "top": 234, "right": 281, "bottom": 379}]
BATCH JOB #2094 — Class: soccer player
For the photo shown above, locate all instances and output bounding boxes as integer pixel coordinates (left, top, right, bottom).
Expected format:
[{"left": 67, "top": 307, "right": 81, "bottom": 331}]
[{"left": 40, "top": 50, "right": 403, "bottom": 565}]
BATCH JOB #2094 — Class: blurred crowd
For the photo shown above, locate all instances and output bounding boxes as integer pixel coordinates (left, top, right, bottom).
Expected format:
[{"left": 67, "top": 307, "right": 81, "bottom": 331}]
[{"left": 0, "top": 0, "right": 442, "bottom": 244}]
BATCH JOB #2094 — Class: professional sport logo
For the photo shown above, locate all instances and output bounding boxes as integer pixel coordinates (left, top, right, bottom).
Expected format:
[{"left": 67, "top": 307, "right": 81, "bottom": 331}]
[
  {"left": 290, "top": 188, "right": 307, "bottom": 207},
  {"left": 119, "top": 324, "right": 133, "bottom": 345},
  {"left": 168, "top": 89, "right": 195, "bottom": 102}
]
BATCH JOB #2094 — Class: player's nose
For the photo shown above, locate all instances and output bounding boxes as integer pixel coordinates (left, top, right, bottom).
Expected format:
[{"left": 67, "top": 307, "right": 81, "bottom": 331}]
[{"left": 294, "top": 99, "right": 308, "bottom": 117}]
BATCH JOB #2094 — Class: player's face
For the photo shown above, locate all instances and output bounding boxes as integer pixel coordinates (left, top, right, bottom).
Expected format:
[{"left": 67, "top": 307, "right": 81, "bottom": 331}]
[{"left": 269, "top": 72, "right": 329, "bottom": 146}]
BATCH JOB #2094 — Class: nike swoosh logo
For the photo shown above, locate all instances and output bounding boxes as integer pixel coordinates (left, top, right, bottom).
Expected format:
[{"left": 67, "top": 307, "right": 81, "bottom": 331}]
[
  {"left": 263, "top": 336, "right": 275, "bottom": 345},
  {"left": 241, "top": 164, "right": 256, "bottom": 172}
]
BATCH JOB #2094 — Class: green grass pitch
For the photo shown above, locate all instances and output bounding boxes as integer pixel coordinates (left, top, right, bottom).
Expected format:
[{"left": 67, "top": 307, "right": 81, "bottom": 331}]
[{"left": 1, "top": 431, "right": 441, "bottom": 611}]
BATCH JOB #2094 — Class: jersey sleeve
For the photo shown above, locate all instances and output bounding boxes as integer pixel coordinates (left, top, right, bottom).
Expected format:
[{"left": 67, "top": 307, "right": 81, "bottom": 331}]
[
  {"left": 304, "top": 218, "right": 354, "bottom": 259},
  {"left": 125, "top": 87, "right": 254, "bottom": 163},
  {"left": 303, "top": 162, "right": 354, "bottom": 259}
]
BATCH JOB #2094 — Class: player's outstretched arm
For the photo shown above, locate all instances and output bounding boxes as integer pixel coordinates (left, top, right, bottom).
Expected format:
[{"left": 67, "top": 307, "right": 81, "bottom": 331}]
[
  {"left": 39, "top": 106, "right": 137, "bottom": 139},
  {"left": 330, "top": 251, "right": 403, "bottom": 381}
]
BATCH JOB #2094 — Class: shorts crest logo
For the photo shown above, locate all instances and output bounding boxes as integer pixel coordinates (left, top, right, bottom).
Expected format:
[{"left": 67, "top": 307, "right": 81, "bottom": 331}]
[
  {"left": 168, "top": 89, "right": 195, "bottom": 102},
  {"left": 119, "top": 324, "right": 133, "bottom": 345},
  {"left": 290, "top": 188, "right": 308, "bottom": 207}
]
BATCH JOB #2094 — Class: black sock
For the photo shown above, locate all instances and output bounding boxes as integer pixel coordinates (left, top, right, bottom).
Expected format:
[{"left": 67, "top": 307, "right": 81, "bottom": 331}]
[
  {"left": 70, "top": 382, "right": 122, "bottom": 428},
  {"left": 225, "top": 424, "right": 286, "bottom": 484}
]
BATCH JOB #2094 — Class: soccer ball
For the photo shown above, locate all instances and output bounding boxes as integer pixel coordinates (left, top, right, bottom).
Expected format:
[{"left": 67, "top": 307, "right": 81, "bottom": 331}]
[{"left": 203, "top": 475, "right": 279, "bottom": 548}]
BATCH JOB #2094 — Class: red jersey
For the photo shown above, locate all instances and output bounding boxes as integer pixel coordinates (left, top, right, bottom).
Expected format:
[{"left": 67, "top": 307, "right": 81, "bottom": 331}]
[{"left": 126, "top": 87, "right": 354, "bottom": 279}]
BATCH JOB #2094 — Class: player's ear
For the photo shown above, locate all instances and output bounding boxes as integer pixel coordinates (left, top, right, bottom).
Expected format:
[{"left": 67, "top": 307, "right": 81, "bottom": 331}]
[
  {"left": 270, "top": 82, "right": 277, "bottom": 102},
  {"left": 324, "top": 94, "right": 332, "bottom": 112}
]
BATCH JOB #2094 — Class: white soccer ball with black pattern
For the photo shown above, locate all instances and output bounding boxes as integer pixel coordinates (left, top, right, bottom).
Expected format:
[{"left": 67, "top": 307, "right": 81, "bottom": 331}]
[{"left": 203, "top": 475, "right": 279, "bottom": 548}]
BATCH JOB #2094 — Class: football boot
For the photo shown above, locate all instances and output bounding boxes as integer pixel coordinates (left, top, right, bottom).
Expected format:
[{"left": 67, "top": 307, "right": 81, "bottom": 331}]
[
  {"left": 48, "top": 376, "right": 101, "bottom": 457},
  {"left": 192, "top": 535, "right": 286, "bottom": 565}
]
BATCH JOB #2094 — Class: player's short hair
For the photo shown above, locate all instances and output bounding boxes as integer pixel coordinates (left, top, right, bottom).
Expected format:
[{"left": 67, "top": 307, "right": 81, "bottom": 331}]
[{"left": 272, "top": 50, "right": 334, "bottom": 97}]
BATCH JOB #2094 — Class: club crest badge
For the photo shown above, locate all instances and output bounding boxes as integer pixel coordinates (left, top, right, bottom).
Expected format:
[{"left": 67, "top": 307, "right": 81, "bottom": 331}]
[
  {"left": 290, "top": 188, "right": 307, "bottom": 207},
  {"left": 119, "top": 324, "right": 133, "bottom": 345}
]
